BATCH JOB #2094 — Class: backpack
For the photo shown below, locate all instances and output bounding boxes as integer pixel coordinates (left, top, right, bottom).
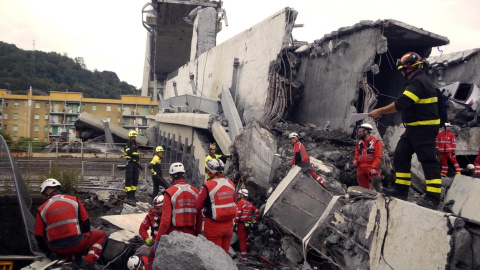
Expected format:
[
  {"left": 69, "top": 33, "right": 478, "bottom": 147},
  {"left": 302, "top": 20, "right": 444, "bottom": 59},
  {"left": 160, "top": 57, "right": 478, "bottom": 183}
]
[{"left": 436, "top": 88, "right": 449, "bottom": 126}]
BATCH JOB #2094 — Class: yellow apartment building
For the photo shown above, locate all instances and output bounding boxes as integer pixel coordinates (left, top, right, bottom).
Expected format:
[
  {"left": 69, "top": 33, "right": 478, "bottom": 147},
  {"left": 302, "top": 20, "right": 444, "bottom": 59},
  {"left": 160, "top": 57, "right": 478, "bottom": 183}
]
[{"left": 0, "top": 89, "right": 158, "bottom": 141}]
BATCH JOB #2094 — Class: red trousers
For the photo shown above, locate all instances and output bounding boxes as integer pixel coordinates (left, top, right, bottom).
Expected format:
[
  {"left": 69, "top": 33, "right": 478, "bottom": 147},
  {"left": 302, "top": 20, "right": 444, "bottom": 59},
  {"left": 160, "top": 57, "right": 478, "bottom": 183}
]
[
  {"left": 439, "top": 152, "right": 460, "bottom": 175},
  {"left": 356, "top": 168, "right": 380, "bottom": 189},
  {"left": 237, "top": 223, "right": 250, "bottom": 258},
  {"left": 50, "top": 230, "right": 106, "bottom": 263},
  {"left": 204, "top": 218, "right": 233, "bottom": 253}
]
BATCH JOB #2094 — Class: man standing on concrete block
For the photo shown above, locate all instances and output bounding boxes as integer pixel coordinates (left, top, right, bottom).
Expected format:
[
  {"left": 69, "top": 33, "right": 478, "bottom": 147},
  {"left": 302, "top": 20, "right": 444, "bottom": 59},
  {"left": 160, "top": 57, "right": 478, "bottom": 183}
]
[
  {"left": 369, "top": 52, "right": 441, "bottom": 210},
  {"left": 148, "top": 146, "right": 169, "bottom": 198},
  {"left": 353, "top": 123, "right": 383, "bottom": 190},
  {"left": 34, "top": 178, "right": 107, "bottom": 270},
  {"left": 289, "top": 132, "right": 327, "bottom": 186},
  {"left": 196, "top": 159, "right": 237, "bottom": 253},
  {"left": 436, "top": 122, "right": 461, "bottom": 176},
  {"left": 234, "top": 188, "right": 260, "bottom": 261},
  {"left": 124, "top": 130, "right": 140, "bottom": 206}
]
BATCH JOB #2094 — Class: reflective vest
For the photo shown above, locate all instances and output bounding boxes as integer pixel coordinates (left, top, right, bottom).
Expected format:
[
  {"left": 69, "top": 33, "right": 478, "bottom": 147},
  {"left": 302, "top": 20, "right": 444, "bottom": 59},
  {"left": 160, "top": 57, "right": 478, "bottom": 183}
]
[
  {"left": 38, "top": 195, "right": 82, "bottom": 242},
  {"left": 436, "top": 131, "right": 456, "bottom": 153},
  {"left": 204, "top": 178, "right": 237, "bottom": 221},
  {"left": 235, "top": 200, "right": 260, "bottom": 223},
  {"left": 167, "top": 184, "right": 198, "bottom": 227},
  {"left": 354, "top": 137, "right": 381, "bottom": 169},
  {"left": 292, "top": 141, "right": 310, "bottom": 166}
]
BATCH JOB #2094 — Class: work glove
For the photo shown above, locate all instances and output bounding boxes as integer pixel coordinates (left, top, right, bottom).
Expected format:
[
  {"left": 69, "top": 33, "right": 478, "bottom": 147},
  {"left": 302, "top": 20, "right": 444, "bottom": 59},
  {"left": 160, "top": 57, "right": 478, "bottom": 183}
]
[
  {"left": 152, "top": 171, "right": 157, "bottom": 176},
  {"left": 145, "top": 238, "right": 154, "bottom": 246},
  {"left": 353, "top": 160, "right": 358, "bottom": 167},
  {"left": 369, "top": 168, "right": 378, "bottom": 176},
  {"left": 249, "top": 222, "right": 257, "bottom": 231},
  {"left": 245, "top": 222, "right": 251, "bottom": 228},
  {"left": 232, "top": 153, "right": 238, "bottom": 156}
]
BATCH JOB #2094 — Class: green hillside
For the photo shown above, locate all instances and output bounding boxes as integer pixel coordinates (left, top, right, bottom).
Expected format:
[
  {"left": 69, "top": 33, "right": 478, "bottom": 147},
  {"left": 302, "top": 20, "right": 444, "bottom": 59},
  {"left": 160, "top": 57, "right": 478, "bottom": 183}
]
[{"left": 0, "top": 41, "right": 139, "bottom": 99}]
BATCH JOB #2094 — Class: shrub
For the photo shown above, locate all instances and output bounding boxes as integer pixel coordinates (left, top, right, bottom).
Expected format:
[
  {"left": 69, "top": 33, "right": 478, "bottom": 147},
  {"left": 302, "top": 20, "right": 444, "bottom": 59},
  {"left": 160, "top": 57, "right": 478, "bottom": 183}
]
[{"left": 42, "top": 164, "right": 82, "bottom": 195}]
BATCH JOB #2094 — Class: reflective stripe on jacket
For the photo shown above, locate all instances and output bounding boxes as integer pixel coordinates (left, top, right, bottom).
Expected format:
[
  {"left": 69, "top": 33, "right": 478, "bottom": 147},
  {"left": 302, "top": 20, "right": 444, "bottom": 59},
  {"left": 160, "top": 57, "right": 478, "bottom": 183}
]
[
  {"left": 235, "top": 200, "right": 260, "bottom": 223},
  {"left": 292, "top": 141, "right": 310, "bottom": 166},
  {"left": 436, "top": 131, "right": 456, "bottom": 153},
  {"left": 39, "top": 195, "right": 82, "bottom": 242},
  {"left": 168, "top": 184, "right": 198, "bottom": 227},
  {"left": 204, "top": 178, "right": 237, "bottom": 221}
]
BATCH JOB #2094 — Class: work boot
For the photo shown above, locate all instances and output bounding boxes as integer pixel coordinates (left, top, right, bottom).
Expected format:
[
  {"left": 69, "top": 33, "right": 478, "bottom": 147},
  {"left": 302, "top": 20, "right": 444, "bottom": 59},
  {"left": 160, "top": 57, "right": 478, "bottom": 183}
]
[
  {"left": 416, "top": 197, "right": 439, "bottom": 210},
  {"left": 132, "top": 190, "right": 137, "bottom": 202},
  {"left": 372, "top": 176, "right": 382, "bottom": 192},
  {"left": 316, "top": 176, "right": 327, "bottom": 186},
  {"left": 381, "top": 186, "right": 408, "bottom": 201},
  {"left": 77, "top": 260, "right": 96, "bottom": 270},
  {"left": 123, "top": 192, "right": 136, "bottom": 206}
]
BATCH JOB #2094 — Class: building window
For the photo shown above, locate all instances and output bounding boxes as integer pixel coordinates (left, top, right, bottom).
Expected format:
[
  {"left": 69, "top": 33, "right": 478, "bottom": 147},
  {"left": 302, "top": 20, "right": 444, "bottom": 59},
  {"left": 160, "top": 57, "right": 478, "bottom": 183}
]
[
  {"left": 3, "top": 125, "right": 6, "bottom": 131},
  {"left": 44, "top": 137, "right": 48, "bottom": 142},
  {"left": 117, "top": 117, "right": 121, "bottom": 123},
  {"left": 33, "top": 137, "right": 39, "bottom": 141},
  {"left": 34, "top": 114, "right": 40, "bottom": 120},
  {"left": 45, "top": 115, "right": 49, "bottom": 120},
  {"left": 3, "top": 113, "right": 7, "bottom": 119},
  {"left": 13, "top": 113, "right": 18, "bottom": 120},
  {"left": 106, "top": 116, "right": 111, "bottom": 122},
  {"left": 13, "top": 125, "right": 18, "bottom": 131},
  {"left": 34, "top": 125, "right": 39, "bottom": 131},
  {"left": 118, "top": 106, "right": 121, "bottom": 112},
  {"left": 106, "top": 105, "right": 111, "bottom": 112},
  {"left": 35, "top": 102, "right": 40, "bottom": 109},
  {"left": 92, "top": 105, "right": 97, "bottom": 111},
  {"left": 44, "top": 126, "right": 48, "bottom": 132},
  {"left": 5, "top": 102, "right": 8, "bottom": 108},
  {"left": 124, "top": 118, "right": 130, "bottom": 125},
  {"left": 151, "top": 107, "right": 154, "bottom": 113},
  {"left": 14, "top": 102, "right": 19, "bottom": 108}
]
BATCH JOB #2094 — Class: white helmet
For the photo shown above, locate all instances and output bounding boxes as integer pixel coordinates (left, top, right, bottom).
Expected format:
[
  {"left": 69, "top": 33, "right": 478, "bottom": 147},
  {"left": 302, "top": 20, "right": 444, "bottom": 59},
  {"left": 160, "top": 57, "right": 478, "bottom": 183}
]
[
  {"left": 358, "top": 123, "right": 373, "bottom": 132},
  {"left": 127, "top": 255, "right": 142, "bottom": 270},
  {"left": 153, "top": 195, "right": 164, "bottom": 207},
  {"left": 169, "top": 162, "right": 185, "bottom": 175},
  {"left": 445, "top": 122, "right": 452, "bottom": 127},
  {"left": 206, "top": 158, "right": 224, "bottom": 173},
  {"left": 289, "top": 132, "right": 299, "bottom": 139},
  {"left": 467, "top": 164, "right": 475, "bottom": 170},
  {"left": 40, "top": 178, "right": 61, "bottom": 194},
  {"left": 238, "top": 188, "right": 249, "bottom": 197}
]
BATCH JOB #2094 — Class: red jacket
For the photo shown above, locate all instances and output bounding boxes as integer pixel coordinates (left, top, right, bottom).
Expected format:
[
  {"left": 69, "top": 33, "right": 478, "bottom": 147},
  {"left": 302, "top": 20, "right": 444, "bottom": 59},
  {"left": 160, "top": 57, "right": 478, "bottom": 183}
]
[
  {"left": 155, "top": 180, "right": 202, "bottom": 241},
  {"left": 235, "top": 199, "right": 260, "bottom": 223},
  {"left": 34, "top": 193, "right": 89, "bottom": 246},
  {"left": 436, "top": 131, "right": 456, "bottom": 153},
  {"left": 475, "top": 147, "right": 480, "bottom": 174},
  {"left": 139, "top": 209, "right": 161, "bottom": 240},
  {"left": 290, "top": 141, "right": 310, "bottom": 167},
  {"left": 354, "top": 136, "right": 382, "bottom": 170},
  {"left": 195, "top": 177, "right": 237, "bottom": 222}
]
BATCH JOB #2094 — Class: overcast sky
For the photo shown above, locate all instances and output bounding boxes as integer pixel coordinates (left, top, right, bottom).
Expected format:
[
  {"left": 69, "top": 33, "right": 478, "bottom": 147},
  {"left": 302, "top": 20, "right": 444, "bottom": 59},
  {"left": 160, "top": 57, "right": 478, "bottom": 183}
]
[{"left": 1, "top": 0, "right": 479, "bottom": 89}]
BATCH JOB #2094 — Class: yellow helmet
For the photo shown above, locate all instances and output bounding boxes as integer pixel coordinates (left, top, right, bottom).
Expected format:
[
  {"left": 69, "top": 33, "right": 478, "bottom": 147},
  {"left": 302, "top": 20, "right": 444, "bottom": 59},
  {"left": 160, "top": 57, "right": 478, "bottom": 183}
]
[
  {"left": 128, "top": 130, "right": 137, "bottom": 137},
  {"left": 155, "top": 146, "right": 164, "bottom": 152},
  {"left": 208, "top": 143, "right": 217, "bottom": 150}
]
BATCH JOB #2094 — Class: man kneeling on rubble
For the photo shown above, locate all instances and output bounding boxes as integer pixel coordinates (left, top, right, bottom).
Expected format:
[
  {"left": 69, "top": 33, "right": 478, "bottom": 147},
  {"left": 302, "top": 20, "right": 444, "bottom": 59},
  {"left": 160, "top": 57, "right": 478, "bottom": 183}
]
[
  {"left": 34, "top": 178, "right": 107, "bottom": 269},
  {"left": 289, "top": 132, "right": 327, "bottom": 186}
]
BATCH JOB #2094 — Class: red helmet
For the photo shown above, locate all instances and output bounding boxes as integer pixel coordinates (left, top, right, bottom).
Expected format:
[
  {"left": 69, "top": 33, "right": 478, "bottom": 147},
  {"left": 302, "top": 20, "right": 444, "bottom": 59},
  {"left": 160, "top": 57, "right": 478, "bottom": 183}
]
[
  {"left": 397, "top": 52, "right": 423, "bottom": 70},
  {"left": 208, "top": 143, "right": 217, "bottom": 150}
]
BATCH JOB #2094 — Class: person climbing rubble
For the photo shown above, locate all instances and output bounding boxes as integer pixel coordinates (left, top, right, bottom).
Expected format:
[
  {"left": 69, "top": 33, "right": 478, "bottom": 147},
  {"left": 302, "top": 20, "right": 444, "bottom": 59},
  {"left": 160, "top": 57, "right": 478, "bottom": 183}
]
[
  {"left": 124, "top": 130, "right": 140, "bottom": 206},
  {"left": 34, "top": 178, "right": 107, "bottom": 270},
  {"left": 148, "top": 146, "right": 169, "bottom": 198},
  {"left": 289, "top": 132, "right": 327, "bottom": 186},
  {"left": 127, "top": 255, "right": 149, "bottom": 270},
  {"left": 204, "top": 143, "right": 235, "bottom": 173},
  {"left": 369, "top": 52, "right": 442, "bottom": 210},
  {"left": 353, "top": 123, "right": 383, "bottom": 190},
  {"left": 136, "top": 195, "right": 164, "bottom": 268},
  {"left": 195, "top": 158, "right": 237, "bottom": 253},
  {"left": 436, "top": 123, "right": 461, "bottom": 176},
  {"left": 153, "top": 163, "right": 202, "bottom": 250},
  {"left": 234, "top": 188, "right": 260, "bottom": 261}
]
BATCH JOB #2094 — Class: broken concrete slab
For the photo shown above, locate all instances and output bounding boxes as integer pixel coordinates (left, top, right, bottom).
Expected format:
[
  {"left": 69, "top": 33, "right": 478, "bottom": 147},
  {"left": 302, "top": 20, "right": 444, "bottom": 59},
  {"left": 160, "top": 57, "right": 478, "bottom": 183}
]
[
  {"left": 153, "top": 231, "right": 237, "bottom": 270},
  {"left": 190, "top": 7, "right": 217, "bottom": 61},
  {"left": 445, "top": 174, "right": 480, "bottom": 222}
]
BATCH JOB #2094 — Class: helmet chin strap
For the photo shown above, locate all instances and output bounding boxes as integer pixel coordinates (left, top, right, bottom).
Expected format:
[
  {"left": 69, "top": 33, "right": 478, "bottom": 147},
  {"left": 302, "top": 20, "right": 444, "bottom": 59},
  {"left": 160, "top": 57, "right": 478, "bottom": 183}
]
[{"left": 403, "top": 67, "right": 418, "bottom": 79}]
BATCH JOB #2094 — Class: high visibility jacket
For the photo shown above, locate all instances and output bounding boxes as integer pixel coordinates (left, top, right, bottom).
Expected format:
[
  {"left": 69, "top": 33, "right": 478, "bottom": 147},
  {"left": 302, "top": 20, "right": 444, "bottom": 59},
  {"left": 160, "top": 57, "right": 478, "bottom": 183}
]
[
  {"left": 203, "top": 178, "right": 237, "bottom": 221},
  {"left": 166, "top": 183, "right": 198, "bottom": 227},
  {"left": 394, "top": 70, "right": 440, "bottom": 127},
  {"left": 148, "top": 155, "right": 162, "bottom": 176},
  {"left": 139, "top": 209, "right": 161, "bottom": 240},
  {"left": 36, "top": 194, "right": 86, "bottom": 242},
  {"left": 125, "top": 140, "right": 139, "bottom": 162},
  {"left": 291, "top": 141, "right": 310, "bottom": 167},
  {"left": 436, "top": 131, "right": 456, "bottom": 153},
  {"left": 235, "top": 199, "right": 260, "bottom": 223},
  {"left": 354, "top": 136, "right": 382, "bottom": 170}
]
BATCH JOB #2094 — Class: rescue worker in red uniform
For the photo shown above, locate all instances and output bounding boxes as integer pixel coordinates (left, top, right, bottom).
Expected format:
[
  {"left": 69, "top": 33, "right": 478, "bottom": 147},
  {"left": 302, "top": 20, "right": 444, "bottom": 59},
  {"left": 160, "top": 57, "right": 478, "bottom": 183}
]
[
  {"left": 136, "top": 195, "right": 163, "bottom": 269},
  {"left": 353, "top": 123, "right": 383, "bottom": 189},
  {"left": 369, "top": 52, "right": 442, "bottom": 210},
  {"left": 153, "top": 163, "right": 202, "bottom": 250},
  {"left": 34, "top": 179, "right": 107, "bottom": 270},
  {"left": 127, "top": 255, "right": 149, "bottom": 270},
  {"left": 436, "top": 122, "right": 461, "bottom": 176},
  {"left": 289, "top": 132, "right": 327, "bottom": 186},
  {"left": 195, "top": 159, "right": 237, "bottom": 253},
  {"left": 234, "top": 188, "right": 260, "bottom": 261}
]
